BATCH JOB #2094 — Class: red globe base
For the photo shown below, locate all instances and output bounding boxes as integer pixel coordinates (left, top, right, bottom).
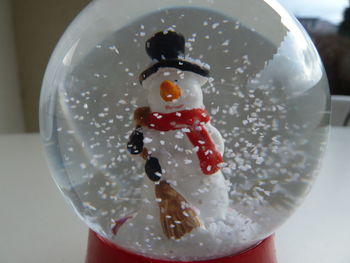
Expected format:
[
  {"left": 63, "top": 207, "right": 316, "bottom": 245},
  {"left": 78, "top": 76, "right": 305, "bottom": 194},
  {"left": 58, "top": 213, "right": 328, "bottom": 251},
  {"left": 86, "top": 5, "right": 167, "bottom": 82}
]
[{"left": 86, "top": 230, "right": 277, "bottom": 263}]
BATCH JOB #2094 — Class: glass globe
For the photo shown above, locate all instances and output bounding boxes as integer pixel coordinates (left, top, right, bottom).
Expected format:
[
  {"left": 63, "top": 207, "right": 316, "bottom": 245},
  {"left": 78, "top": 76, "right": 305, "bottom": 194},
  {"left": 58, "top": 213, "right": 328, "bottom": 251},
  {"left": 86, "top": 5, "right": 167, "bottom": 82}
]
[{"left": 40, "top": 0, "right": 330, "bottom": 261}]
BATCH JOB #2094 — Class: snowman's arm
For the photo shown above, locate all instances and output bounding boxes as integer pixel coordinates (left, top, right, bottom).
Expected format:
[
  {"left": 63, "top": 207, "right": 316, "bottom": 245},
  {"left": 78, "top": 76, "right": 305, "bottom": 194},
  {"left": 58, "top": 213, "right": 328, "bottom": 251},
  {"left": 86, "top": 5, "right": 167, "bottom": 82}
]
[
  {"left": 205, "top": 122, "right": 225, "bottom": 156},
  {"left": 127, "top": 130, "right": 162, "bottom": 181},
  {"left": 126, "top": 107, "right": 151, "bottom": 155},
  {"left": 128, "top": 106, "right": 162, "bottom": 181},
  {"left": 127, "top": 125, "right": 144, "bottom": 155}
]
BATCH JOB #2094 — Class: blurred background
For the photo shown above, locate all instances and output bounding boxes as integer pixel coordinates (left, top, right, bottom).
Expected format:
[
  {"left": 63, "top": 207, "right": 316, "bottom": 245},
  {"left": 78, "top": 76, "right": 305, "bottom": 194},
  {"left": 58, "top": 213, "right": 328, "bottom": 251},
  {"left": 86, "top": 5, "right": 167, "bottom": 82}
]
[{"left": 0, "top": 0, "right": 350, "bottom": 134}]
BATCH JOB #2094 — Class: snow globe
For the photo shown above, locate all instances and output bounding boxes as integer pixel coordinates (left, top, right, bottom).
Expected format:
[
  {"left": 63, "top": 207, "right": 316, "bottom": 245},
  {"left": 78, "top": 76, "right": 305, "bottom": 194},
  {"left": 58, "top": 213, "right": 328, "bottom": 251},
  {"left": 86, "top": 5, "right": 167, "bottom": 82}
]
[{"left": 40, "top": 0, "right": 330, "bottom": 262}]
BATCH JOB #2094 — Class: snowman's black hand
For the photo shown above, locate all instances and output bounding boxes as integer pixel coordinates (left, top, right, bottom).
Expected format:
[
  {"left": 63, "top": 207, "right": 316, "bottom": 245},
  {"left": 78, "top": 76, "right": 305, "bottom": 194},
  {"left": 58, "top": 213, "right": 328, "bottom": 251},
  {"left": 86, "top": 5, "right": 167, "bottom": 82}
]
[
  {"left": 145, "top": 157, "right": 162, "bottom": 182},
  {"left": 127, "top": 127, "right": 144, "bottom": 155}
]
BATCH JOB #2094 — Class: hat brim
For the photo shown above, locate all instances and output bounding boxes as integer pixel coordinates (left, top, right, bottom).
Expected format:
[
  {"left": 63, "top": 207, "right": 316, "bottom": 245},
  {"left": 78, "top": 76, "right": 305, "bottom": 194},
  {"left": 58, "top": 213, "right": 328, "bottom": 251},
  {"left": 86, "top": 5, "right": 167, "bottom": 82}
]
[{"left": 139, "top": 59, "right": 210, "bottom": 83}]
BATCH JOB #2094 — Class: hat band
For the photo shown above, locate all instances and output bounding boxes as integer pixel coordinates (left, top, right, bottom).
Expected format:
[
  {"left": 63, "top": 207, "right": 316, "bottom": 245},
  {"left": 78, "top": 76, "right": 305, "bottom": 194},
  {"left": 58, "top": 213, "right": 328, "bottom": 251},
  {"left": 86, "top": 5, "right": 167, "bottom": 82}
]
[{"left": 139, "top": 59, "right": 210, "bottom": 83}]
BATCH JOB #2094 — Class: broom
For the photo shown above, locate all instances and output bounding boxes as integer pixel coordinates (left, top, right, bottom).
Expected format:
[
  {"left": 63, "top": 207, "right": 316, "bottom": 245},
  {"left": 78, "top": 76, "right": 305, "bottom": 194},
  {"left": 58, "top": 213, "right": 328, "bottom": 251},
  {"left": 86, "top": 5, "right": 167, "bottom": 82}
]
[{"left": 130, "top": 107, "right": 202, "bottom": 239}]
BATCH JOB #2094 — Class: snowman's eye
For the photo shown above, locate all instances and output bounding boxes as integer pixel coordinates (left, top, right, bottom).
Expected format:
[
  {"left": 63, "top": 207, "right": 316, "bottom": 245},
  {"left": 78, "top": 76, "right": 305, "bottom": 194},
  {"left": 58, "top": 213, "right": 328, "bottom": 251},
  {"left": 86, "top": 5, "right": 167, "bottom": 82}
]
[{"left": 174, "top": 79, "right": 178, "bottom": 83}]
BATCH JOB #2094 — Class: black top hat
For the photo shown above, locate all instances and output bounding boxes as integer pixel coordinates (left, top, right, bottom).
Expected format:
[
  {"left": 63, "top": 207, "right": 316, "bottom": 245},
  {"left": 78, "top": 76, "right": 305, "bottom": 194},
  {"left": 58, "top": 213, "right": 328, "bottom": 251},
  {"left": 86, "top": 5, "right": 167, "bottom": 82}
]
[{"left": 139, "top": 31, "right": 210, "bottom": 83}]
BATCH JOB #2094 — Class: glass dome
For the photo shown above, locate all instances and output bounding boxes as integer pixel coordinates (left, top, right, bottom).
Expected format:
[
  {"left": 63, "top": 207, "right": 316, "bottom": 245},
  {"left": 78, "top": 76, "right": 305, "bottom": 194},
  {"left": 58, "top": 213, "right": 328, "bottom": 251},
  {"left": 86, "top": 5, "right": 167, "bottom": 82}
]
[{"left": 40, "top": 0, "right": 330, "bottom": 261}]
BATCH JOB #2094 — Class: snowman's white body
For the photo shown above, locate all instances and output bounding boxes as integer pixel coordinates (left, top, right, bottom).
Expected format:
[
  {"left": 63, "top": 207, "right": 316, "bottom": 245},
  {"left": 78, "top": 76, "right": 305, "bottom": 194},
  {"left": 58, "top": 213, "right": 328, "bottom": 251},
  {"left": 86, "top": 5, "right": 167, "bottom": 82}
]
[
  {"left": 114, "top": 68, "right": 255, "bottom": 260},
  {"left": 144, "top": 68, "right": 229, "bottom": 221},
  {"left": 142, "top": 123, "right": 228, "bottom": 220}
]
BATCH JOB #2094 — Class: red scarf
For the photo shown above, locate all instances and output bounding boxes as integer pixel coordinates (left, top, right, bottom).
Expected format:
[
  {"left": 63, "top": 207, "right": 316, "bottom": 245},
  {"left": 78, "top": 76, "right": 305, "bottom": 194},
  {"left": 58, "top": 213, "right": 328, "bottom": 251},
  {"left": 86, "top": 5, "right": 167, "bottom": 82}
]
[{"left": 146, "top": 108, "right": 223, "bottom": 175}]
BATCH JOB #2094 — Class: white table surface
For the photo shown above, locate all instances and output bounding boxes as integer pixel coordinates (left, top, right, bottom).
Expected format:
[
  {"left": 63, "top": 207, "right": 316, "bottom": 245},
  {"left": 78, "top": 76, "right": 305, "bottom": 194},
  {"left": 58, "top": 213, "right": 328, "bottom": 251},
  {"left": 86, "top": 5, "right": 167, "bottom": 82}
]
[{"left": 0, "top": 127, "right": 349, "bottom": 263}]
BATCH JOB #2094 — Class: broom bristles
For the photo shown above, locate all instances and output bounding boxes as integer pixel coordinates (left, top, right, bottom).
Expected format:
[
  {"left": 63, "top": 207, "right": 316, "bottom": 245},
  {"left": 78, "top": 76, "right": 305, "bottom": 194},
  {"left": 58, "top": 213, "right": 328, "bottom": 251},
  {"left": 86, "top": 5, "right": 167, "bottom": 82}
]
[{"left": 155, "top": 180, "right": 202, "bottom": 240}]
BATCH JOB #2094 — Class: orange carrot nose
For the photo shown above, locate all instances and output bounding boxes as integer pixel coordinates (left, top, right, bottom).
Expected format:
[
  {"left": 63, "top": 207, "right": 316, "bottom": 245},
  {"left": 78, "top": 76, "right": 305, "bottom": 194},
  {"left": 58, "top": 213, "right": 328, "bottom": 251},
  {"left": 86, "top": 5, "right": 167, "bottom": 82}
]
[{"left": 160, "top": 80, "right": 181, "bottom": 102}]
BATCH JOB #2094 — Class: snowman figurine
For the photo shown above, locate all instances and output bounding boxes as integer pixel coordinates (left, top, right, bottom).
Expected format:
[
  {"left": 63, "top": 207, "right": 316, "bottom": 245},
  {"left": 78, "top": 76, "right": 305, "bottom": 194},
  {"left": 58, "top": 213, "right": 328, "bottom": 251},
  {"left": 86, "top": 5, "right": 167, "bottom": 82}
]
[{"left": 114, "top": 31, "right": 232, "bottom": 259}]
